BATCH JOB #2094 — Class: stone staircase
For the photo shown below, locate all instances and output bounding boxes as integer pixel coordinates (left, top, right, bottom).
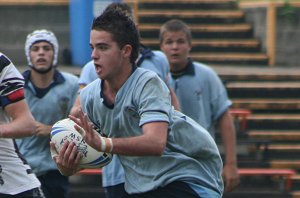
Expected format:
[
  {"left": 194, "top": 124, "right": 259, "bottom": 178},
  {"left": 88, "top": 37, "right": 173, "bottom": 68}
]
[
  {"left": 213, "top": 66, "right": 300, "bottom": 198},
  {"left": 128, "top": 0, "right": 269, "bottom": 65}
]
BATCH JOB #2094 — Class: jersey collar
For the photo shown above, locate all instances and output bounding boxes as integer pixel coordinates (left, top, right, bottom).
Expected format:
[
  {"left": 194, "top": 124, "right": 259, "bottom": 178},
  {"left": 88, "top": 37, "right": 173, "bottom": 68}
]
[
  {"left": 171, "top": 58, "right": 195, "bottom": 79},
  {"left": 23, "top": 69, "right": 65, "bottom": 88},
  {"left": 136, "top": 45, "right": 154, "bottom": 67}
]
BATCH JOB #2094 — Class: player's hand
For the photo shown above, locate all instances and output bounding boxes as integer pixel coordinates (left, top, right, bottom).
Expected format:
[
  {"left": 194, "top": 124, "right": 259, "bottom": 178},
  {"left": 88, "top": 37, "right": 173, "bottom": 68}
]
[
  {"left": 69, "top": 109, "right": 102, "bottom": 152},
  {"left": 222, "top": 163, "right": 240, "bottom": 192},
  {"left": 35, "top": 121, "right": 52, "bottom": 136},
  {"left": 50, "top": 141, "right": 81, "bottom": 176}
]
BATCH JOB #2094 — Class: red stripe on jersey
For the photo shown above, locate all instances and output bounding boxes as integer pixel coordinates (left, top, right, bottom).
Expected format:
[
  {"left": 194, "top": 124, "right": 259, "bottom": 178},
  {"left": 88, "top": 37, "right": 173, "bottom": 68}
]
[{"left": 8, "top": 89, "right": 25, "bottom": 102}]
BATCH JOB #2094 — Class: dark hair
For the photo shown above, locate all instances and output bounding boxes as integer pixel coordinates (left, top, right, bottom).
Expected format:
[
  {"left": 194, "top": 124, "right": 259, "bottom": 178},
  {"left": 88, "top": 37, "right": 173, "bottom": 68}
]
[
  {"left": 159, "top": 19, "right": 192, "bottom": 45},
  {"left": 92, "top": 8, "right": 140, "bottom": 64},
  {"left": 104, "top": 2, "right": 133, "bottom": 20}
]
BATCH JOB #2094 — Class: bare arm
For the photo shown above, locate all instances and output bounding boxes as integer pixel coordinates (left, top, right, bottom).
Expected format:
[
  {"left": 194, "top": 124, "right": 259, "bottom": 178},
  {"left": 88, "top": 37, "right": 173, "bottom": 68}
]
[
  {"left": 70, "top": 83, "right": 87, "bottom": 117},
  {"left": 71, "top": 110, "right": 168, "bottom": 156},
  {"left": 111, "top": 122, "right": 168, "bottom": 156},
  {"left": 0, "top": 99, "right": 36, "bottom": 138},
  {"left": 169, "top": 87, "right": 180, "bottom": 111},
  {"left": 34, "top": 121, "right": 53, "bottom": 136},
  {"left": 69, "top": 95, "right": 81, "bottom": 117},
  {"left": 217, "top": 110, "right": 240, "bottom": 192}
]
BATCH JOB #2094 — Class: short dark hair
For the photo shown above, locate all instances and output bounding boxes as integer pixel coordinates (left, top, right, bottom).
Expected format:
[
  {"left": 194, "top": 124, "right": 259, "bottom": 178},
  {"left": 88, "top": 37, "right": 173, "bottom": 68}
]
[
  {"left": 104, "top": 2, "right": 133, "bottom": 20},
  {"left": 92, "top": 8, "right": 140, "bottom": 64},
  {"left": 159, "top": 19, "right": 192, "bottom": 45}
]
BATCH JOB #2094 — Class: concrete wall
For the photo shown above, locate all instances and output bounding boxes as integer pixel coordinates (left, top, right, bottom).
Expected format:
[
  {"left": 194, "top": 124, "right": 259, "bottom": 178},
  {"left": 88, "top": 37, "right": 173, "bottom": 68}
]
[
  {"left": 242, "top": 6, "right": 300, "bottom": 67},
  {"left": 0, "top": 5, "right": 70, "bottom": 67}
]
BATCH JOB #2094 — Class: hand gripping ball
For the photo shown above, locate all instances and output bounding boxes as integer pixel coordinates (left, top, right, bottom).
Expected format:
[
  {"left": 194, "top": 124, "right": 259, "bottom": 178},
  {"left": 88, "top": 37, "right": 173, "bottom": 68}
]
[{"left": 50, "top": 118, "right": 112, "bottom": 169}]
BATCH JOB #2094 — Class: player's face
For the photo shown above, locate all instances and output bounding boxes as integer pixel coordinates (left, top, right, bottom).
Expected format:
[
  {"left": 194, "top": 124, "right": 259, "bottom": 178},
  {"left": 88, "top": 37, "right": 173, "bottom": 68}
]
[
  {"left": 90, "top": 30, "right": 125, "bottom": 80},
  {"left": 30, "top": 41, "right": 54, "bottom": 71},
  {"left": 160, "top": 31, "right": 191, "bottom": 72}
]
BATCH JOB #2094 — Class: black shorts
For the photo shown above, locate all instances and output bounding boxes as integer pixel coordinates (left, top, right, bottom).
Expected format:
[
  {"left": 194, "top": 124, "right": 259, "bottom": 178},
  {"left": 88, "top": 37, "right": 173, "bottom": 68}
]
[
  {"left": 0, "top": 187, "right": 45, "bottom": 198},
  {"left": 124, "top": 181, "right": 200, "bottom": 198}
]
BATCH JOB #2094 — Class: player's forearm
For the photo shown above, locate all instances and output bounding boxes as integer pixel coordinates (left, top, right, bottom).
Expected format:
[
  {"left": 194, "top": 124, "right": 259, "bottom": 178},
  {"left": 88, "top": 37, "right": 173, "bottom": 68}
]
[
  {"left": 219, "top": 111, "right": 238, "bottom": 165},
  {"left": 107, "top": 122, "right": 168, "bottom": 156},
  {"left": 111, "top": 135, "right": 166, "bottom": 156},
  {"left": 169, "top": 88, "right": 180, "bottom": 111},
  {"left": 69, "top": 95, "right": 81, "bottom": 117},
  {"left": 223, "top": 134, "right": 238, "bottom": 166},
  {"left": 0, "top": 116, "right": 36, "bottom": 138}
]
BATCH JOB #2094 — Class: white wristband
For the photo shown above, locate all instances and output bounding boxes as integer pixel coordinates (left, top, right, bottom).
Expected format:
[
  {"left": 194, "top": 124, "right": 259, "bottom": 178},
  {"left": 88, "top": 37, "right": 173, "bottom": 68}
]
[
  {"left": 100, "top": 137, "right": 106, "bottom": 152},
  {"left": 107, "top": 138, "right": 113, "bottom": 153}
]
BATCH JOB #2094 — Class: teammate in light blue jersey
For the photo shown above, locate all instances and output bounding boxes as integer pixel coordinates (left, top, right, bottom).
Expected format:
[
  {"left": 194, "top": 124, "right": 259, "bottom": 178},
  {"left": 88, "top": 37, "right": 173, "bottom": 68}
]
[
  {"left": 53, "top": 7, "right": 224, "bottom": 198},
  {"left": 16, "top": 29, "right": 79, "bottom": 198},
  {"left": 160, "top": 19, "right": 240, "bottom": 192},
  {"left": 77, "top": 60, "right": 97, "bottom": 88}
]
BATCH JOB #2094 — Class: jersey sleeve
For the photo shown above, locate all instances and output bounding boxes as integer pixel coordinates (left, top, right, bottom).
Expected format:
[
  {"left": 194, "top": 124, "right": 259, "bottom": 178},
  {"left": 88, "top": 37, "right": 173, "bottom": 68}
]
[
  {"left": 207, "top": 67, "right": 232, "bottom": 120},
  {"left": 135, "top": 72, "right": 171, "bottom": 126},
  {"left": 0, "top": 53, "right": 25, "bottom": 107}
]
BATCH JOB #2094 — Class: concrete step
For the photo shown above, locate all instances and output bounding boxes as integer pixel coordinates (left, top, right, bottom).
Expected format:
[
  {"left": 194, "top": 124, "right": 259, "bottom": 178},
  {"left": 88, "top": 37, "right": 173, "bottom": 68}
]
[
  {"left": 264, "top": 145, "right": 300, "bottom": 152},
  {"left": 142, "top": 38, "right": 261, "bottom": 52},
  {"left": 218, "top": 72, "right": 300, "bottom": 82},
  {"left": 138, "top": 10, "right": 246, "bottom": 24},
  {"left": 140, "top": 23, "right": 253, "bottom": 39},
  {"left": 232, "top": 99, "right": 300, "bottom": 111},
  {"left": 140, "top": 23, "right": 252, "bottom": 32},
  {"left": 227, "top": 82, "right": 300, "bottom": 98},
  {"left": 138, "top": 0, "right": 238, "bottom": 10},
  {"left": 270, "top": 160, "right": 300, "bottom": 170},
  {"left": 213, "top": 65, "right": 300, "bottom": 78},
  {"left": 257, "top": 144, "right": 300, "bottom": 160},
  {"left": 247, "top": 114, "right": 300, "bottom": 130},
  {"left": 138, "top": 9, "right": 244, "bottom": 18},
  {"left": 248, "top": 130, "right": 300, "bottom": 141},
  {"left": 190, "top": 52, "right": 268, "bottom": 65}
]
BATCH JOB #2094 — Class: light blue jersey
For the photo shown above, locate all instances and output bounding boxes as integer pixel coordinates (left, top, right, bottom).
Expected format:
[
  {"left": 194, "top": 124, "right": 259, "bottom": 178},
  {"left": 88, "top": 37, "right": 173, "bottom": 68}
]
[
  {"left": 80, "top": 68, "right": 223, "bottom": 195},
  {"left": 16, "top": 70, "right": 79, "bottom": 176},
  {"left": 78, "top": 60, "right": 97, "bottom": 87},
  {"left": 171, "top": 59, "right": 232, "bottom": 138},
  {"left": 78, "top": 48, "right": 172, "bottom": 188}
]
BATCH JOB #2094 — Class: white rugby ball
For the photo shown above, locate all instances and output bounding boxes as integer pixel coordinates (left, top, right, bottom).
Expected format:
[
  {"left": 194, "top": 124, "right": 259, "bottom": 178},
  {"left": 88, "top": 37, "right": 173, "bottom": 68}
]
[{"left": 50, "top": 118, "right": 112, "bottom": 169}]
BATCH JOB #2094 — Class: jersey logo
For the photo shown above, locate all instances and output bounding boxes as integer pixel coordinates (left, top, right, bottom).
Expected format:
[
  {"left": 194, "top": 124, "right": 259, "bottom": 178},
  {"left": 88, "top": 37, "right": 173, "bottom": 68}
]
[{"left": 194, "top": 90, "right": 202, "bottom": 100}]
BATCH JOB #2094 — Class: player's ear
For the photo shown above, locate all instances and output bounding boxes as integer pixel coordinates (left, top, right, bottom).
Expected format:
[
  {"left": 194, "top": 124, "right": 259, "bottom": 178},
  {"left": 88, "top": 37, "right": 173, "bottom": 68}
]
[{"left": 121, "top": 44, "right": 132, "bottom": 58}]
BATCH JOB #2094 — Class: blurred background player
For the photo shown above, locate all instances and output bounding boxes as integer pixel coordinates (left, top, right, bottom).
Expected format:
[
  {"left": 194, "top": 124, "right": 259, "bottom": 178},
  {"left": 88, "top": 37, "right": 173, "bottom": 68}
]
[
  {"left": 160, "top": 19, "right": 240, "bottom": 192},
  {"left": 16, "top": 29, "right": 79, "bottom": 198},
  {"left": 0, "top": 52, "right": 45, "bottom": 198}
]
